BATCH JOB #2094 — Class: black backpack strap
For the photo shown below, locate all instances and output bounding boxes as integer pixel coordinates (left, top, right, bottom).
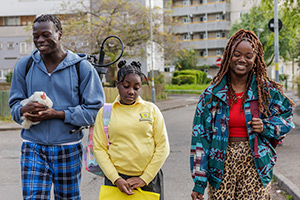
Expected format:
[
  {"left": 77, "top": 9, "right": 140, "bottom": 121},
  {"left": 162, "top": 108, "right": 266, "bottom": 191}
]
[
  {"left": 25, "top": 57, "right": 34, "bottom": 77},
  {"left": 75, "top": 61, "right": 81, "bottom": 103}
]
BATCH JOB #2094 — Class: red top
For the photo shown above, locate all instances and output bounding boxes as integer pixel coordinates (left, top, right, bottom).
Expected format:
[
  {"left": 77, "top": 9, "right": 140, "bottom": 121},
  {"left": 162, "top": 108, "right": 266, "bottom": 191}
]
[{"left": 228, "top": 92, "right": 248, "bottom": 137}]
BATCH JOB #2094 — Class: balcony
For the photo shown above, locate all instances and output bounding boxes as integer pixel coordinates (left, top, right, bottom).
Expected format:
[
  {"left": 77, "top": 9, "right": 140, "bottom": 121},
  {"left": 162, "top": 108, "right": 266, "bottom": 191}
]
[
  {"left": 197, "top": 56, "right": 222, "bottom": 66},
  {"left": 174, "top": 20, "right": 231, "bottom": 33},
  {"left": 172, "top": 2, "right": 230, "bottom": 16},
  {"left": 179, "top": 37, "right": 228, "bottom": 49},
  {"left": 0, "top": 26, "right": 30, "bottom": 37}
]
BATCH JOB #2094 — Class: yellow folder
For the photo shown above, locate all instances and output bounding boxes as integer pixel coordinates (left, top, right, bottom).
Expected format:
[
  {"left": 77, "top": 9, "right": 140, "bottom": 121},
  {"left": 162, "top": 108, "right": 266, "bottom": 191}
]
[{"left": 99, "top": 185, "right": 160, "bottom": 200}]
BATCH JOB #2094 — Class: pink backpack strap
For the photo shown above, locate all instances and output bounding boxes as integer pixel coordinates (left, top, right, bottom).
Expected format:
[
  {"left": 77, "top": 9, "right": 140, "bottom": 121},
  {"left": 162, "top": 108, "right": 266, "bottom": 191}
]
[{"left": 102, "top": 103, "right": 112, "bottom": 147}]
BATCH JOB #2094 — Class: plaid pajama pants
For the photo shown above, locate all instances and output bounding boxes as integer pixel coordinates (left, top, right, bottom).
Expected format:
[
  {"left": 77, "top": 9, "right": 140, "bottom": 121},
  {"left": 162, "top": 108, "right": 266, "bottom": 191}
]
[{"left": 21, "top": 142, "right": 83, "bottom": 200}]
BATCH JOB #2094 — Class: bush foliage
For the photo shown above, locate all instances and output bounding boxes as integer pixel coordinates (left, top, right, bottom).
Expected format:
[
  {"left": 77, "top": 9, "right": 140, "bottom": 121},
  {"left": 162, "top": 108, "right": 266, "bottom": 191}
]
[{"left": 172, "top": 70, "right": 209, "bottom": 85}]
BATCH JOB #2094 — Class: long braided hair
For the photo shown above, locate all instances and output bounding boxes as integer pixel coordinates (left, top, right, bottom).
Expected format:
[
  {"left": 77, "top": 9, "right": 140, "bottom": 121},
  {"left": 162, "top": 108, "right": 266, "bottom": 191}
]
[{"left": 207, "top": 29, "right": 294, "bottom": 117}]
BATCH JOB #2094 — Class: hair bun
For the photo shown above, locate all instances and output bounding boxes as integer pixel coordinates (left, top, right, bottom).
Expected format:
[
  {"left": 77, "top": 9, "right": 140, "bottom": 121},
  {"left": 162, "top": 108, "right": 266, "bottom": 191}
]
[
  {"left": 118, "top": 60, "right": 126, "bottom": 68},
  {"left": 131, "top": 61, "right": 141, "bottom": 69}
]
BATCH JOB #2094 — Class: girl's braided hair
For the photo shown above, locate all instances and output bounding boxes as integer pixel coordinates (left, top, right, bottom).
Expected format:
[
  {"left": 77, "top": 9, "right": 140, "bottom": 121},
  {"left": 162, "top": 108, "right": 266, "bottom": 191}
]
[
  {"left": 207, "top": 29, "right": 294, "bottom": 117},
  {"left": 117, "top": 60, "right": 147, "bottom": 83}
]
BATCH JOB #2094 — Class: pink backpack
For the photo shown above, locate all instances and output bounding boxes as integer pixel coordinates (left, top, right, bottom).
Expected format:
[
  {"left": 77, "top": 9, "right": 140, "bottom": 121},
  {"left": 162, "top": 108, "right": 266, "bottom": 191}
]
[{"left": 83, "top": 103, "right": 112, "bottom": 176}]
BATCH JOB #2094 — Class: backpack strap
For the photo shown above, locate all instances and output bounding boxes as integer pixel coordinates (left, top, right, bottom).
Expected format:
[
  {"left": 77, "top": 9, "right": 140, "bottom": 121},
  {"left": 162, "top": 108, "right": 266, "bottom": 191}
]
[
  {"left": 250, "top": 100, "right": 280, "bottom": 150},
  {"left": 249, "top": 100, "right": 260, "bottom": 158},
  {"left": 102, "top": 103, "right": 112, "bottom": 147},
  {"left": 75, "top": 61, "right": 81, "bottom": 103},
  {"left": 25, "top": 57, "right": 34, "bottom": 77}
]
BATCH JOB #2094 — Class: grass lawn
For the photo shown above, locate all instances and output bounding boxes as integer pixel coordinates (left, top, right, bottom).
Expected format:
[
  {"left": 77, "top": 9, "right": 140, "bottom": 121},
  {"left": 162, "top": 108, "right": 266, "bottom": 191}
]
[{"left": 165, "top": 84, "right": 209, "bottom": 94}]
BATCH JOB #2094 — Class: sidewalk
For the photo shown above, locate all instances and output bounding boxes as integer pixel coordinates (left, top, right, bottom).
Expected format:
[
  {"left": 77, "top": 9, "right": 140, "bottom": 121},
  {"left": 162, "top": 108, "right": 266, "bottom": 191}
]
[
  {"left": 1, "top": 92, "right": 300, "bottom": 199},
  {"left": 273, "top": 90, "right": 300, "bottom": 200}
]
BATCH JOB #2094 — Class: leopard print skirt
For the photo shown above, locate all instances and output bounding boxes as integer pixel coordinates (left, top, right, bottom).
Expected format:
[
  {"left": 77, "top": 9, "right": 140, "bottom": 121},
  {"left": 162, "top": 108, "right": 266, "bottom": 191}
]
[{"left": 208, "top": 141, "right": 271, "bottom": 200}]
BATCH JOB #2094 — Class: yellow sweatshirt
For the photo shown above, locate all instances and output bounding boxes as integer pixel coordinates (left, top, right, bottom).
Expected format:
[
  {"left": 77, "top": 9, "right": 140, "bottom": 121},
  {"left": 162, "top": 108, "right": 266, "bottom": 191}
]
[{"left": 93, "top": 95, "right": 170, "bottom": 185}]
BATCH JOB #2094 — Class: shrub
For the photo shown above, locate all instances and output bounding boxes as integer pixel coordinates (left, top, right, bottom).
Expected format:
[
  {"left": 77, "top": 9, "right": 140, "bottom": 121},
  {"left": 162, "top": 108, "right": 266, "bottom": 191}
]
[
  {"left": 171, "top": 76, "right": 180, "bottom": 85},
  {"left": 5, "top": 72, "right": 13, "bottom": 83},
  {"left": 155, "top": 73, "right": 165, "bottom": 84},
  {"left": 172, "top": 70, "right": 208, "bottom": 84},
  {"left": 172, "top": 75, "right": 196, "bottom": 85}
]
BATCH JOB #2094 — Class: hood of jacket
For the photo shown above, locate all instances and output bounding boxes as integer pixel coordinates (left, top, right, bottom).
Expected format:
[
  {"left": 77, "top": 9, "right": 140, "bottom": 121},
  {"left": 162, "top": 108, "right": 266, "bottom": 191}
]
[{"left": 31, "top": 49, "right": 87, "bottom": 73}]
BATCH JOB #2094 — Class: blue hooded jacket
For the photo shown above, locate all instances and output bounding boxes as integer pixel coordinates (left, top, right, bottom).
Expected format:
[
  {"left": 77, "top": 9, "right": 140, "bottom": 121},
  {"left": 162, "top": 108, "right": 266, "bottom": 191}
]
[{"left": 9, "top": 49, "right": 105, "bottom": 145}]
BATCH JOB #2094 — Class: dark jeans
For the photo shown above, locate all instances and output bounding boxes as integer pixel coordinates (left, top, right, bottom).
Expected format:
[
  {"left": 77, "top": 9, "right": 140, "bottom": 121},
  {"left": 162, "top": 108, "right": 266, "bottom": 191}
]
[{"left": 104, "top": 169, "right": 164, "bottom": 200}]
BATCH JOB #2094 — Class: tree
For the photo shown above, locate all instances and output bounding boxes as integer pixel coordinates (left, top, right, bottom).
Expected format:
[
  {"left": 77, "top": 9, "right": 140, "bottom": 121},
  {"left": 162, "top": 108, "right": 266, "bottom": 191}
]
[
  {"left": 57, "top": 0, "right": 181, "bottom": 84},
  {"left": 174, "top": 49, "right": 198, "bottom": 71},
  {"left": 58, "top": 0, "right": 179, "bottom": 59},
  {"left": 230, "top": 5, "right": 291, "bottom": 67},
  {"left": 241, "top": 0, "right": 300, "bottom": 67}
]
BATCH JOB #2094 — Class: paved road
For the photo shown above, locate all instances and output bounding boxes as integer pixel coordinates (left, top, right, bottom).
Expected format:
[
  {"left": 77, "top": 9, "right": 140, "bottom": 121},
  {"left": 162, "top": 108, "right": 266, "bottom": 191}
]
[
  {"left": 0, "top": 94, "right": 293, "bottom": 199},
  {"left": 0, "top": 104, "right": 199, "bottom": 200}
]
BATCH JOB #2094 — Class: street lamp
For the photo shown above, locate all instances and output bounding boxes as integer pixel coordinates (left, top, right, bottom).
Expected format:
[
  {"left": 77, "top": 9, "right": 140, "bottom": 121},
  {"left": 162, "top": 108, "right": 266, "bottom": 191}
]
[
  {"left": 149, "top": 0, "right": 155, "bottom": 103},
  {"left": 257, "top": 28, "right": 264, "bottom": 40}
]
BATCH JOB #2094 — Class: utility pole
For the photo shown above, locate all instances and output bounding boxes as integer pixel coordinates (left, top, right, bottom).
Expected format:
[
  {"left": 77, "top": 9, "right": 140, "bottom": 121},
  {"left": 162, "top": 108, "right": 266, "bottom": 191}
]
[
  {"left": 274, "top": 0, "right": 279, "bottom": 82},
  {"left": 150, "top": 0, "right": 155, "bottom": 103}
]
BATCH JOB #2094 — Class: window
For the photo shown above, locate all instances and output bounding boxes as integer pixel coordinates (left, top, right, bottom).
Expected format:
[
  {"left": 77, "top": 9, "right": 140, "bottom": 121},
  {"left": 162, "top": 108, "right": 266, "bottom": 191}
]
[
  {"left": 200, "top": 33, "right": 207, "bottom": 39},
  {"left": 216, "top": 14, "right": 220, "bottom": 21},
  {"left": 7, "top": 42, "right": 14, "bottom": 49},
  {"left": 20, "top": 42, "right": 27, "bottom": 54},
  {"left": 200, "top": 15, "right": 207, "bottom": 22},
  {"left": 183, "top": 17, "right": 188, "bottom": 23},
  {"left": 183, "top": 33, "right": 191, "bottom": 40},
  {"left": 216, "top": 49, "right": 223, "bottom": 56},
  {"left": 216, "top": 32, "right": 220, "bottom": 38},
  {"left": 199, "top": 51, "right": 207, "bottom": 57},
  {"left": 239, "top": 11, "right": 247, "bottom": 18},
  {"left": 183, "top": 0, "right": 190, "bottom": 6},
  {"left": 4, "top": 16, "right": 20, "bottom": 26},
  {"left": 221, "top": 32, "right": 226, "bottom": 38},
  {"left": 200, "top": 33, "right": 204, "bottom": 39},
  {"left": 221, "top": 14, "right": 225, "bottom": 20}
]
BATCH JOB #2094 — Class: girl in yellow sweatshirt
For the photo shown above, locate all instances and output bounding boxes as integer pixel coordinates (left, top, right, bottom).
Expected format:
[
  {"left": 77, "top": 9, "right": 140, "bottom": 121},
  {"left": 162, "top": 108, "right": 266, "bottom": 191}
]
[{"left": 93, "top": 60, "right": 170, "bottom": 199}]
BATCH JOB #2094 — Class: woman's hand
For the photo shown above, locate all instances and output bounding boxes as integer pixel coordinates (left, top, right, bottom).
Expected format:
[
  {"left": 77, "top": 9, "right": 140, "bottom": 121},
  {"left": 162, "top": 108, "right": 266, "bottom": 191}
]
[
  {"left": 248, "top": 117, "right": 264, "bottom": 133},
  {"left": 191, "top": 191, "right": 204, "bottom": 200},
  {"left": 114, "top": 178, "right": 134, "bottom": 195},
  {"left": 126, "top": 177, "right": 146, "bottom": 190}
]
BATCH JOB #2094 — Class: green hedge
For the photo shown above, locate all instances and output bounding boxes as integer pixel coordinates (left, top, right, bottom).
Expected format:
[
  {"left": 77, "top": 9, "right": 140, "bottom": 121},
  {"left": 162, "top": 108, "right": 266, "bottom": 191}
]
[
  {"left": 172, "top": 70, "right": 208, "bottom": 84},
  {"left": 172, "top": 75, "right": 196, "bottom": 85}
]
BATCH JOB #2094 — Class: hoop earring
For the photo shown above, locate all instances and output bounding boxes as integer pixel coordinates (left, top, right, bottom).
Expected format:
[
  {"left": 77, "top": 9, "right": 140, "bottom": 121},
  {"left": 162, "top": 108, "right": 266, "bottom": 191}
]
[{"left": 253, "top": 63, "right": 256, "bottom": 69}]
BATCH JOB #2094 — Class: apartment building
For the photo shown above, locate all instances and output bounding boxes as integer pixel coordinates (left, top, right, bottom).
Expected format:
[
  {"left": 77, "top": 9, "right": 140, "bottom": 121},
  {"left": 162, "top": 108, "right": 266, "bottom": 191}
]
[
  {"left": 0, "top": 0, "right": 71, "bottom": 82},
  {"left": 170, "top": 0, "right": 261, "bottom": 77},
  {"left": 0, "top": 0, "right": 164, "bottom": 83}
]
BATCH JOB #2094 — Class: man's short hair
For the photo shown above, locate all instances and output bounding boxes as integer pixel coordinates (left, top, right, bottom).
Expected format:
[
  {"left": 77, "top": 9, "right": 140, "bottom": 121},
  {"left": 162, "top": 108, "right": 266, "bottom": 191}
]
[{"left": 34, "top": 14, "right": 62, "bottom": 32}]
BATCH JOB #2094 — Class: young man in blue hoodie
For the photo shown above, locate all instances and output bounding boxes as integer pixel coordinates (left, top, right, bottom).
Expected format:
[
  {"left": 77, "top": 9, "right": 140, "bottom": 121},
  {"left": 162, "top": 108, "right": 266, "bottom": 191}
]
[{"left": 9, "top": 14, "right": 105, "bottom": 199}]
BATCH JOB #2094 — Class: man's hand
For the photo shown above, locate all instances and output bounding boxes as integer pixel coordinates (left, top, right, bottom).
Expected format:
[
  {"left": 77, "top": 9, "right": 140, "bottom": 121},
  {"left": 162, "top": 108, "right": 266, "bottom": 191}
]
[
  {"left": 23, "top": 108, "right": 64, "bottom": 122},
  {"left": 248, "top": 117, "right": 264, "bottom": 133},
  {"left": 191, "top": 191, "right": 204, "bottom": 200},
  {"left": 114, "top": 178, "right": 134, "bottom": 195},
  {"left": 20, "top": 102, "right": 47, "bottom": 116},
  {"left": 126, "top": 177, "right": 146, "bottom": 190}
]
